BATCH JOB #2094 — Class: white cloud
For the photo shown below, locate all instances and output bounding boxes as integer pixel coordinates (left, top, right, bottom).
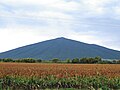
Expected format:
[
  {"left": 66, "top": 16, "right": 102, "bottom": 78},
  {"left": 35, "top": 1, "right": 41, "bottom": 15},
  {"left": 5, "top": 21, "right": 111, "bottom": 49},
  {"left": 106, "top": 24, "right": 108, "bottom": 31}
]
[
  {"left": 78, "top": 0, "right": 115, "bottom": 17},
  {"left": 114, "top": 6, "right": 120, "bottom": 19},
  {"left": 0, "top": 28, "right": 38, "bottom": 52},
  {"left": 0, "top": 0, "right": 80, "bottom": 12},
  {"left": 0, "top": 0, "right": 119, "bottom": 19}
]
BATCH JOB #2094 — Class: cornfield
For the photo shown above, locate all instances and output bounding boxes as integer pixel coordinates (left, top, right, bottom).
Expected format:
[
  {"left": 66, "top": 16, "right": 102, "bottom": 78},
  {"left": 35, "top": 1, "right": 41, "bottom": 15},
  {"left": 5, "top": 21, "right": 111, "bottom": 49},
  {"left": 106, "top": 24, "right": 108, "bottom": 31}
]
[{"left": 0, "top": 63, "right": 120, "bottom": 89}]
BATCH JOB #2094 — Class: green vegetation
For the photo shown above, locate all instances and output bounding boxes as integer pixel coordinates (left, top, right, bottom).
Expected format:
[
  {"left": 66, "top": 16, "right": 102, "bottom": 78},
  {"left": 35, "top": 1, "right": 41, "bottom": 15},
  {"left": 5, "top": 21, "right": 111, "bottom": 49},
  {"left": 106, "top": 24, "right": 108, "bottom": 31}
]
[
  {"left": 0, "top": 57, "right": 120, "bottom": 64},
  {"left": 0, "top": 58, "right": 42, "bottom": 63},
  {"left": 80, "top": 56, "right": 103, "bottom": 64},
  {"left": 0, "top": 76, "right": 120, "bottom": 90},
  {"left": 51, "top": 58, "right": 60, "bottom": 63},
  {"left": 71, "top": 58, "right": 79, "bottom": 63}
]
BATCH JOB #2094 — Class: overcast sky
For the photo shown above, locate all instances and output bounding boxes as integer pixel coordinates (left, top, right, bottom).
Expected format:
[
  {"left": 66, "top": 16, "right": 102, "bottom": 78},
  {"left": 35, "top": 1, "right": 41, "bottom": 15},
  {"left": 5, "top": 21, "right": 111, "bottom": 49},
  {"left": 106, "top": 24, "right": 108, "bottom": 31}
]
[{"left": 0, "top": 0, "right": 120, "bottom": 52}]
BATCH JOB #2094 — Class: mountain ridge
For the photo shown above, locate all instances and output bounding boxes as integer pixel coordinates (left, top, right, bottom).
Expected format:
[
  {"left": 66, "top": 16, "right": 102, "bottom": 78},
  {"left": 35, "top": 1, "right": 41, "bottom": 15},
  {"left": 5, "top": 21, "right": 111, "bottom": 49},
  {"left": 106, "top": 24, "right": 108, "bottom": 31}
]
[{"left": 0, "top": 37, "right": 120, "bottom": 60}]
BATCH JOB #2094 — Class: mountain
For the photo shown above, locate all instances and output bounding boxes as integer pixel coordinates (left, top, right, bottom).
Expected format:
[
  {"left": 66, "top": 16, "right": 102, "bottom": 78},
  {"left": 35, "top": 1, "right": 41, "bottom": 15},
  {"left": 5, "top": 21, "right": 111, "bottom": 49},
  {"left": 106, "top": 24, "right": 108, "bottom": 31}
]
[{"left": 0, "top": 37, "right": 120, "bottom": 60}]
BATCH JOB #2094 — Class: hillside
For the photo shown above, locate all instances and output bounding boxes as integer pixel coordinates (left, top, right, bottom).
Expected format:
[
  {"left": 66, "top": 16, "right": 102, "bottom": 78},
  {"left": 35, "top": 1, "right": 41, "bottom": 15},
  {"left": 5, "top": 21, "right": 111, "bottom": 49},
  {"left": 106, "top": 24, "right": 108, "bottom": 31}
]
[{"left": 0, "top": 37, "right": 120, "bottom": 60}]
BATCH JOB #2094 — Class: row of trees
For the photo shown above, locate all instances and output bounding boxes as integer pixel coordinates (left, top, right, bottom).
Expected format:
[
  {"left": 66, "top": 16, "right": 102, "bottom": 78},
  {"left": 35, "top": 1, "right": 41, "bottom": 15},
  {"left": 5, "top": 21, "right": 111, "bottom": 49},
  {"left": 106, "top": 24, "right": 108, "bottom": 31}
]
[
  {"left": 0, "top": 57, "right": 120, "bottom": 64},
  {"left": 47, "top": 57, "right": 120, "bottom": 64},
  {"left": 0, "top": 58, "right": 42, "bottom": 63},
  {"left": 71, "top": 56, "right": 102, "bottom": 64}
]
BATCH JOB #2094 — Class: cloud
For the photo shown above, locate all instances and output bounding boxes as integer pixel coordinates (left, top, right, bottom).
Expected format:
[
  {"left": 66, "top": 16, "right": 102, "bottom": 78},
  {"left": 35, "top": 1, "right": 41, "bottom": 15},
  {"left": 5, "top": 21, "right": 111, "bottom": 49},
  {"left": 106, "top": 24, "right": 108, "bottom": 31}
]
[
  {"left": 0, "top": 0, "right": 80, "bottom": 12},
  {"left": 0, "top": 0, "right": 119, "bottom": 19}
]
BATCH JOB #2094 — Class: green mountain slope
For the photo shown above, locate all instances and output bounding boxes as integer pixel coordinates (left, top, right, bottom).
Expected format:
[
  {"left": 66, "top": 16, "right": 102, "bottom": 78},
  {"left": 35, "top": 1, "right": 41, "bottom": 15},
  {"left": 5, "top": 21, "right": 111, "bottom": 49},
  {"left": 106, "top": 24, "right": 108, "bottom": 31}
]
[{"left": 0, "top": 37, "right": 120, "bottom": 60}]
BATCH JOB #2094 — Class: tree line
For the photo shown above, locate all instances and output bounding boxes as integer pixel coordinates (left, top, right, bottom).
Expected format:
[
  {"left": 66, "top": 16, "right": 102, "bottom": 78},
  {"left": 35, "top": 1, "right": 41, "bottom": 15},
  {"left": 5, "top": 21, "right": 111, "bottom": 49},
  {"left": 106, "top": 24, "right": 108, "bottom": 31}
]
[
  {"left": 0, "top": 57, "right": 120, "bottom": 64},
  {"left": 0, "top": 58, "right": 42, "bottom": 63}
]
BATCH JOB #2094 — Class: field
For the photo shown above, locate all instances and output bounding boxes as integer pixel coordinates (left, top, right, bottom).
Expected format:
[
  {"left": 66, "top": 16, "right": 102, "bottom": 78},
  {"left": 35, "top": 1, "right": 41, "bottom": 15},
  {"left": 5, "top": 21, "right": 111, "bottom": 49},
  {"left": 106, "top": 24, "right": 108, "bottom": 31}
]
[
  {"left": 0, "top": 63, "right": 120, "bottom": 89},
  {"left": 0, "top": 63, "right": 120, "bottom": 78}
]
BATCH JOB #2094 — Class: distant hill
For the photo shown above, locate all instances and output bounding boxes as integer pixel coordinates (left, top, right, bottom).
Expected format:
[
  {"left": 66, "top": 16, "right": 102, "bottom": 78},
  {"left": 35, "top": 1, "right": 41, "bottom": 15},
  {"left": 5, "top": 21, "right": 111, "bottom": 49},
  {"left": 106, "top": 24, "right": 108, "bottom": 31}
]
[{"left": 0, "top": 37, "right": 120, "bottom": 60}]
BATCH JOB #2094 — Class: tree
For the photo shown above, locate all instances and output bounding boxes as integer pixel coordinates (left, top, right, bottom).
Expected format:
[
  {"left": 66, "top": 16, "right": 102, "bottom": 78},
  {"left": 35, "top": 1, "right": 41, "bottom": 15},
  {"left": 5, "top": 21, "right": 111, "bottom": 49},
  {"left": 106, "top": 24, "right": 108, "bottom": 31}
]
[
  {"left": 80, "top": 57, "right": 87, "bottom": 63},
  {"left": 52, "top": 58, "right": 59, "bottom": 63},
  {"left": 72, "top": 58, "right": 79, "bottom": 63},
  {"left": 2, "top": 58, "right": 14, "bottom": 62},
  {"left": 112, "top": 60, "right": 117, "bottom": 64},
  {"left": 17, "top": 58, "right": 36, "bottom": 63},
  {"left": 66, "top": 58, "right": 71, "bottom": 63},
  {"left": 94, "top": 56, "right": 102, "bottom": 62},
  {"left": 37, "top": 59, "right": 42, "bottom": 63},
  {"left": 80, "top": 57, "right": 102, "bottom": 64},
  {"left": 117, "top": 60, "right": 120, "bottom": 64}
]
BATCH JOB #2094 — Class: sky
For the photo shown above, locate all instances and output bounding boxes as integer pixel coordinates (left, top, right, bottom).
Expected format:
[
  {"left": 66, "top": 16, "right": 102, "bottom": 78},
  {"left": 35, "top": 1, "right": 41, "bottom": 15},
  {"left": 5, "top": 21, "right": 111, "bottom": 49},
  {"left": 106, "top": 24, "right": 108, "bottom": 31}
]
[{"left": 0, "top": 0, "right": 120, "bottom": 52}]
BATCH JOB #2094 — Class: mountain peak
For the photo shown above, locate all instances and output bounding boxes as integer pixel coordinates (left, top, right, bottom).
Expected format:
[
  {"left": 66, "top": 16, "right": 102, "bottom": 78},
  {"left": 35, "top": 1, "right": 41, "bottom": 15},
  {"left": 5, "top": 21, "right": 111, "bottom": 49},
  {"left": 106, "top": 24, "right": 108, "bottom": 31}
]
[
  {"left": 56, "top": 37, "right": 67, "bottom": 40},
  {"left": 54, "top": 37, "right": 70, "bottom": 41}
]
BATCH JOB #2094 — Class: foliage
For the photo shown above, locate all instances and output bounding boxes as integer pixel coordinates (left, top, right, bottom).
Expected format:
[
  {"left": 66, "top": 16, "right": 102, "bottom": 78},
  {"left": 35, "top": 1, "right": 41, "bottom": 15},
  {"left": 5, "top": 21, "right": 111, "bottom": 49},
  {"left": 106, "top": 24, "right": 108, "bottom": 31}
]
[
  {"left": 52, "top": 58, "right": 60, "bottom": 63},
  {"left": 117, "top": 60, "right": 120, "bottom": 64},
  {"left": 80, "top": 56, "right": 102, "bottom": 64},
  {"left": 16, "top": 58, "right": 36, "bottom": 63},
  {"left": 37, "top": 59, "right": 42, "bottom": 63},
  {"left": 0, "top": 57, "right": 120, "bottom": 64},
  {"left": 0, "top": 76, "right": 120, "bottom": 90},
  {"left": 71, "top": 58, "right": 79, "bottom": 63},
  {"left": 113, "top": 60, "right": 120, "bottom": 64},
  {"left": 0, "top": 58, "right": 42, "bottom": 63},
  {"left": 0, "top": 58, "right": 14, "bottom": 62},
  {"left": 66, "top": 58, "right": 71, "bottom": 63}
]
